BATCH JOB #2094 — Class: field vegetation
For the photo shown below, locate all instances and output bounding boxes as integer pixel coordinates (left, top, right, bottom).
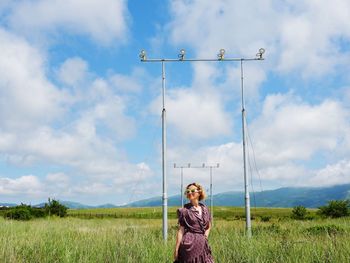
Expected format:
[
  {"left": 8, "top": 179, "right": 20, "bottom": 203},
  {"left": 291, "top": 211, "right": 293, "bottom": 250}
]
[{"left": 1, "top": 205, "right": 349, "bottom": 262}]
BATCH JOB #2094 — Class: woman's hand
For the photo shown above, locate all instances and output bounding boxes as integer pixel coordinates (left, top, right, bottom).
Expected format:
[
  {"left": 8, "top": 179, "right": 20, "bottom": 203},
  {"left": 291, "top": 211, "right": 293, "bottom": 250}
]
[{"left": 173, "top": 249, "right": 178, "bottom": 260}]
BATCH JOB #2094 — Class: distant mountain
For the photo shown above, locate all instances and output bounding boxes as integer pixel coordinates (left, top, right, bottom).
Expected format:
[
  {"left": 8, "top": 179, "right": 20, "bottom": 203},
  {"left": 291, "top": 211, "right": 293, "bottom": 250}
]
[
  {"left": 34, "top": 201, "right": 118, "bottom": 209},
  {"left": 0, "top": 203, "right": 17, "bottom": 207},
  {"left": 1, "top": 200, "right": 118, "bottom": 209},
  {"left": 124, "top": 184, "right": 350, "bottom": 208}
]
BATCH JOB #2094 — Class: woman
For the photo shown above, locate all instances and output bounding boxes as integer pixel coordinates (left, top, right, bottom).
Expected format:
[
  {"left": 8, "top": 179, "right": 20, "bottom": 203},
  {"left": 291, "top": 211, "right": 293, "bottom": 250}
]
[{"left": 174, "top": 182, "right": 214, "bottom": 263}]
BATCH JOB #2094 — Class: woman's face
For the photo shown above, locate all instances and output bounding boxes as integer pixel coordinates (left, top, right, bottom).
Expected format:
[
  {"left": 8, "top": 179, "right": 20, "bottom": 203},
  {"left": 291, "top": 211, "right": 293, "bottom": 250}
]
[{"left": 185, "top": 185, "right": 200, "bottom": 201}]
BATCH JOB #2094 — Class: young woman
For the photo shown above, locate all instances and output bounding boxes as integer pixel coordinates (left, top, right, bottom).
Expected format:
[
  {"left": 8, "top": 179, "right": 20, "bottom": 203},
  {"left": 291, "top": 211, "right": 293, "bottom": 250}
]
[{"left": 174, "top": 182, "right": 214, "bottom": 263}]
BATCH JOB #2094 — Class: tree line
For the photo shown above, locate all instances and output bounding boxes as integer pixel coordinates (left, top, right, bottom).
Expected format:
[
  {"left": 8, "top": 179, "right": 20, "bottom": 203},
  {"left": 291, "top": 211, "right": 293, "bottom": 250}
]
[{"left": 3, "top": 198, "right": 68, "bottom": 220}]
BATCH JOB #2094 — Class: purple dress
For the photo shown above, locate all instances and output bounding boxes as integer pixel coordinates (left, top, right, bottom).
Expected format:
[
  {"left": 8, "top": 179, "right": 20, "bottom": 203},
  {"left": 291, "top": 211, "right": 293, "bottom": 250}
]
[{"left": 177, "top": 203, "right": 214, "bottom": 263}]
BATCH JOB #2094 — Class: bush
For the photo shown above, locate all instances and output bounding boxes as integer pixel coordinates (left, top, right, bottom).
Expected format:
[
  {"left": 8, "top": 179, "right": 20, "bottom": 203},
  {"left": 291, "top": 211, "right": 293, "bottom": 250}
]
[
  {"left": 3, "top": 199, "right": 68, "bottom": 220},
  {"left": 4, "top": 204, "right": 33, "bottom": 221},
  {"left": 317, "top": 200, "right": 350, "bottom": 218},
  {"left": 260, "top": 215, "right": 271, "bottom": 222},
  {"left": 291, "top": 205, "right": 308, "bottom": 220},
  {"left": 306, "top": 224, "right": 344, "bottom": 235},
  {"left": 45, "top": 199, "right": 68, "bottom": 217}
]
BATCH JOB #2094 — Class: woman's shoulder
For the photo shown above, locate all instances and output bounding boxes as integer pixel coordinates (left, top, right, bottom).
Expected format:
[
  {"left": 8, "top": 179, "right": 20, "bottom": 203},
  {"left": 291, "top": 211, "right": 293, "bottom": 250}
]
[{"left": 199, "top": 202, "right": 209, "bottom": 211}]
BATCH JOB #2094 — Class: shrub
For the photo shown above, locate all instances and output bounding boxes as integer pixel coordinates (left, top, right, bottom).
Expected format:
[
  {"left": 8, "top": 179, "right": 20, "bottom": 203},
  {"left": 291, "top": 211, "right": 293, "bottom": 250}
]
[
  {"left": 45, "top": 198, "right": 68, "bottom": 217},
  {"left": 4, "top": 205, "right": 33, "bottom": 221},
  {"left": 260, "top": 215, "right": 271, "bottom": 222},
  {"left": 3, "top": 199, "right": 68, "bottom": 220},
  {"left": 306, "top": 224, "right": 344, "bottom": 235},
  {"left": 317, "top": 200, "right": 350, "bottom": 218},
  {"left": 291, "top": 205, "right": 308, "bottom": 220}
]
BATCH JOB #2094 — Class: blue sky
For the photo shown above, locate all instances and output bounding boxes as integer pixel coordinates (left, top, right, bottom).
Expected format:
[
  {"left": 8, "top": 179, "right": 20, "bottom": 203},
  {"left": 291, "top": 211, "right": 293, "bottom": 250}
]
[{"left": 0, "top": 0, "right": 350, "bottom": 205}]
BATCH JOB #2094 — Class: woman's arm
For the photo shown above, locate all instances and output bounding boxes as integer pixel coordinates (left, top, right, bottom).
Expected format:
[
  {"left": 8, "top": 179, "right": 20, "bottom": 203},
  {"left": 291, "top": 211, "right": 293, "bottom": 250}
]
[
  {"left": 174, "top": 226, "right": 184, "bottom": 260},
  {"left": 204, "top": 221, "right": 211, "bottom": 239}
]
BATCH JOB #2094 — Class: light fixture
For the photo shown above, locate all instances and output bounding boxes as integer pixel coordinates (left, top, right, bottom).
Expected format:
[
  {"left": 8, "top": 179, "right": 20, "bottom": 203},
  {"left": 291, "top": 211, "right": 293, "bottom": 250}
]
[
  {"left": 218, "top": 48, "right": 225, "bottom": 60},
  {"left": 139, "top": 49, "right": 146, "bottom": 61},
  {"left": 178, "top": 49, "right": 185, "bottom": 60},
  {"left": 256, "top": 48, "right": 265, "bottom": 59}
]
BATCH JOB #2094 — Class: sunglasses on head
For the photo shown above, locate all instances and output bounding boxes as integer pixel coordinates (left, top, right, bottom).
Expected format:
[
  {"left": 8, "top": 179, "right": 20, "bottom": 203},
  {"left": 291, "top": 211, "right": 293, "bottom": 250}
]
[{"left": 185, "top": 189, "right": 199, "bottom": 195}]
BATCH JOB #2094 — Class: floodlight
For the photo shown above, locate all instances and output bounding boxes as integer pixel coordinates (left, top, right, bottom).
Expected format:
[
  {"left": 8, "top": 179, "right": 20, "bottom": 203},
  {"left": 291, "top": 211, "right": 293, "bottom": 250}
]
[
  {"left": 178, "top": 49, "right": 185, "bottom": 60},
  {"left": 218, "top": 48, "right": 225, "bottom": 60},
  {"left": 139, "top": 50, "right": 146, "bottom": 61},
  {"left": 256, "top": 48, "right": 265, "bottom": 59}
]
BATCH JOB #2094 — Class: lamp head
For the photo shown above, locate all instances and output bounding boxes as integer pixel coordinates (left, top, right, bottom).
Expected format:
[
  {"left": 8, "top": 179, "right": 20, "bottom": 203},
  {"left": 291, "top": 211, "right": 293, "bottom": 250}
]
[
  {"left": 218, "top": 48, "right": 225, "bottom": 60},
  {"left": 178, "top": 49, "right": 185, "bottom": 60},
  {"left": 139, "top": 49, "right": 146, "bottom": 61},
  {"left": 256, "top": 48, "right": 265, "bottom": 59}
]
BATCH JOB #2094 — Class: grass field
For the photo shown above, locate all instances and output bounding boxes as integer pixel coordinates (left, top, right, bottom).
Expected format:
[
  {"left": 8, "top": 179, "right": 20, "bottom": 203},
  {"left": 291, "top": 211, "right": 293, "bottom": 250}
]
[
  {"left": 67, "top": 206, "right": 317, "bottom": 219},
  {"left": 1, "top": 207, "right": 349, "bottom": 262}
]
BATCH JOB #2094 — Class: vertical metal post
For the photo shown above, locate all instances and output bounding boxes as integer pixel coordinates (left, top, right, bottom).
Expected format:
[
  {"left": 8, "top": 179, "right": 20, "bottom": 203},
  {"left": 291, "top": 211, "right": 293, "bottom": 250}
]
[
  {"left": 161, "top": 61, "right": 168, "bottom": 241},
  {"left": 241, "top": 59, "right": 251, "bottom": 237},
  {"left": 181, "top": 167, "right": 184, "bottom": 207},
  {"left": 210, "top": 166, "right": 213, "bottom": 225}
]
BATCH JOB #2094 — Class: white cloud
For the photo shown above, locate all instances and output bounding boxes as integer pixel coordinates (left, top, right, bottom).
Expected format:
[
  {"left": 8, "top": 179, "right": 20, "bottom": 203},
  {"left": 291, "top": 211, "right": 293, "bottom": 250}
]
[
  {"left": 57, "top": 57, "right": 89, "bottom": 86},
  {"left": 168, "top": 0, "right": 350, "bottom": 77},
  {"left": 150, "top": 88, "right": 233, "bottom": 139},
  {"left": 0, "top": 28, "right": 66, "bottom": 130},
  {"left": 250, "top": 93, "right": 349, "bottom": 165},
  {"left": 4, "top": 0, "right": 129, "bottom": 45},
  {"left": 0, "top": 175, "right": 43, "bottom": 196},
  {"left": 308, "top": 159, "right": 350, "bottom": 186},
  {"left": 165, "top": 92, "right": 350, "bottom": 193}
]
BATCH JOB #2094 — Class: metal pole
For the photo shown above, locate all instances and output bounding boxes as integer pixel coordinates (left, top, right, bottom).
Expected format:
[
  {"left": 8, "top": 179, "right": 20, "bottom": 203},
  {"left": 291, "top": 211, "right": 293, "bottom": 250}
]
[
  {"left": 140, "top": 48, "right": 265, "bottom": 239},
  {"left": 161, "top": 61, "right": 168, "bottom": 241},
  {"left": 210, "top": 166, "right": 213, "bottom": 225},
  {"left": 241, "top": 59, "right": 251, "bottom": 238},
  {"left": 181, "top": 167, "right": 184, "bottom": 207}
]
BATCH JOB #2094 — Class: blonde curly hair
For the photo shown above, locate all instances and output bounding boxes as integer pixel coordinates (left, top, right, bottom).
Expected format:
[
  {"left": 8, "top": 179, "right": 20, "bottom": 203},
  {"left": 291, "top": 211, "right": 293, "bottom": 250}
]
[{"left": 185, "top": 182, "right": 207, "bottom": 201}]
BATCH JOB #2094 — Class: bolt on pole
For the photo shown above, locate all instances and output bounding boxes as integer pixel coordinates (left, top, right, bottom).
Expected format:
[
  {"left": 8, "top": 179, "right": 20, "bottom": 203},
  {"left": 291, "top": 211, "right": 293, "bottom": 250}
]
[{"left": 139, "top": 48, "right": 265, "bottom": 240}]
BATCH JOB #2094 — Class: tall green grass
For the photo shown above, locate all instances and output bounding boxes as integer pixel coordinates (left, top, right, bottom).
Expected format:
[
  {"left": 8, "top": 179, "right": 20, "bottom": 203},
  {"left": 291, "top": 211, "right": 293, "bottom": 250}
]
[
  {"left": 67, "top": 206, "right": 317, "bottom": 220},
  {"left": 0, "top": 208, "right": 349, "bottom": 262}
]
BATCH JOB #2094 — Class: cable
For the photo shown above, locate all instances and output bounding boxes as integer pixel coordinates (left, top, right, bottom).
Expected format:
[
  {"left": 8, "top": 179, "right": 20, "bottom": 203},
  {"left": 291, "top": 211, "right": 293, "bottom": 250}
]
[
  {"left": 127, "top": 114, "right": 162, "bottom": 204},
  {"left": 246, "top": 118, "right": 264, "bottom": 194},
  {"left": 245, "top": 118, "right": 258, "bottom": 215}
]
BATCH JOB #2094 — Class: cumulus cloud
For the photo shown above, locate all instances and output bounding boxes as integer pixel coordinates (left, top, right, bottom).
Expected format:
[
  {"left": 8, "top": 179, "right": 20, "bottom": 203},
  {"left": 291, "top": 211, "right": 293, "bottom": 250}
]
[
  {"left": 0, "top": 28, "right": 149, "bottom": 203},
  {"left": 3, "top": 0, "right": 129, "bottom": 45},
  {"left": 308, "top": 159, "right": 350, "bottom": 186},
  {"left": 0, "top": 28, "right": 66, "bottom": 130},
  {"left": 150, "top": 88, "right": 233, "bottom": 139},
  {"left": 168, "top": 0, "right": 350, "bottom": 77},
  {"left": 0, "top": 175, "right": 43, "bottom": 196},
  {"left": 165, "top": 92, "right": 350, "bottom": 193},
  {"left": 250, "top": 93, "right": 349, "bottom": 165},
  {"left": 57, "top": 57, "right": 89, "bottom": 87}
]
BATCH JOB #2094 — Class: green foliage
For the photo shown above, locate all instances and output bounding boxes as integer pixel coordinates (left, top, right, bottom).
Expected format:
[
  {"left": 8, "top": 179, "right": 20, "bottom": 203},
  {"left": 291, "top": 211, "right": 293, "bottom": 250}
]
[
  {"left": 1, "top": 216, "right": 349, "bottom": 262},
  {"left": 45, "top": 198, "right": 68, "bottom": 217},
  {"left": 305, "top": 224, "right": 344, "bottom": 235},
  {"left": 260, "top": 215, "right": 271, "bottom": 222},
  {"left": 3, "top": 199, "right": 68, "bottom": 221},
  {"left": 291, "top": 205, "right": 308, "bottom": 220},
  {"left": 3, "top": 204, "right": 33, "bottom": 221},
  {"left": 317, "top": 200, "right": 350, "bottom": 218}
]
